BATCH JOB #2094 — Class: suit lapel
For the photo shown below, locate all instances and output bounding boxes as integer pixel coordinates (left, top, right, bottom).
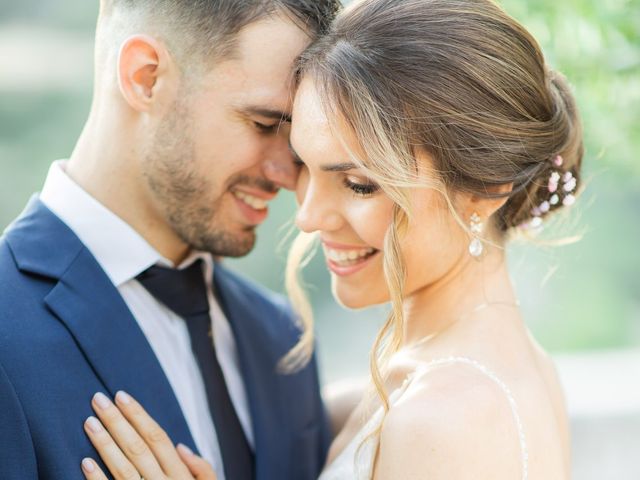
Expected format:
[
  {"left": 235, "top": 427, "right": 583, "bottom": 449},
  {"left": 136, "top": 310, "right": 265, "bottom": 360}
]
[
  {"left": 213, "top": 265, "right": 290, "bottom": 480},
  {"left": 45, "top": 249, "right": 198, "bottom": 451},
  {"left": 6, "top": 197, "right": 198, "bottom": 452}
]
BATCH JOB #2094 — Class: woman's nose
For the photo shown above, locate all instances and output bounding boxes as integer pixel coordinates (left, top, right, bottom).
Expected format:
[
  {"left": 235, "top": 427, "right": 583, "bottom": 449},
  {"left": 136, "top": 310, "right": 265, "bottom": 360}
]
[{"left": 295, "top": 177, "right": 343, "bottom": 234}]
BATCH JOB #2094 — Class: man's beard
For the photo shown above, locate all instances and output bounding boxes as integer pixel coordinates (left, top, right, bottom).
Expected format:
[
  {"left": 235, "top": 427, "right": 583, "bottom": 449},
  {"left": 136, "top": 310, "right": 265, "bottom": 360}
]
[{"left": 142, "top": 103, "right": 275, "bottom": 257}]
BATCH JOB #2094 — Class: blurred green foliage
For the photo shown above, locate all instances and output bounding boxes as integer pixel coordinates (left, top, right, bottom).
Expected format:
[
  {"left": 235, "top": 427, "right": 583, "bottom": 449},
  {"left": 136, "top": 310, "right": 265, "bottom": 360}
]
[
  {"left": 502, "top": 0, "right": 640, "bottom": 180},
  {"left": 0, "top": 0, "right": 638, "bottom": 380}
]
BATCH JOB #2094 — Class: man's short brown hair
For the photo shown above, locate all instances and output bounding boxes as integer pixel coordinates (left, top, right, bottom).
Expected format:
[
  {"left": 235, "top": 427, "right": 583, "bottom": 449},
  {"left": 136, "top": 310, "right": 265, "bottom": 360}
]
[{"left": 100, "top": 0, "right": 341, "bottom": 67}]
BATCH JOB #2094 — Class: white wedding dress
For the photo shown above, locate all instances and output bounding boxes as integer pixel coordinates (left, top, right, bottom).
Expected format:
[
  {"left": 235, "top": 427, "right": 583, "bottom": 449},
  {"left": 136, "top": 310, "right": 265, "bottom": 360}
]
[{"left": 319, "top": 356, "right": 529, "bottom": 480}]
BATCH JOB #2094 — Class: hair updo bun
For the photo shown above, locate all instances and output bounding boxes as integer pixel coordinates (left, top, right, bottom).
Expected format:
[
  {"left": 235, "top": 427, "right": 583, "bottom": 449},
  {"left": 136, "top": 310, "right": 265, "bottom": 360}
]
[{"left": 497, "top": 70, "right": 584, "bottom": 231}]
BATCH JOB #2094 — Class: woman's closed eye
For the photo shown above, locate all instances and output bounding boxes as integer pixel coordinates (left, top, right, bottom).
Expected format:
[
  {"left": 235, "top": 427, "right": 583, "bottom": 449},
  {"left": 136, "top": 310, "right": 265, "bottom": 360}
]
[
  {"left": 288, "top": 143, "right": 379, "bottom": 197},
  {"left": 344, "top": 176, "right": 380, "bottom": 197}
]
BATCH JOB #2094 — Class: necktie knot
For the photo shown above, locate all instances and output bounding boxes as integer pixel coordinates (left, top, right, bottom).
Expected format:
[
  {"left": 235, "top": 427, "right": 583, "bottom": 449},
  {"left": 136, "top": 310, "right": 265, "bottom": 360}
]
[{"left": 136, "top": 260, "right": 210, "bottom": 319}]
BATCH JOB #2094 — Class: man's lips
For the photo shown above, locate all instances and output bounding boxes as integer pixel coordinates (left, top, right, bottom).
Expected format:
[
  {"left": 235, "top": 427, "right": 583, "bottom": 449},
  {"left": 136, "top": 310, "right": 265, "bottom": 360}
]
[
  {"left": 232, "top": 186, "right": 279, "bottom": 201},
  {"left": 230, "top": 187, "right": 279, "bottom": 225}
]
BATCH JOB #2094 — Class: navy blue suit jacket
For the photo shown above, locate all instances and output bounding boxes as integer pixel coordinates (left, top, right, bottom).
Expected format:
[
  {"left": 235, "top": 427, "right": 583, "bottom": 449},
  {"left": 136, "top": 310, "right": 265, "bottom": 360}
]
[{"left": 0, "top": 197, "right": 330, "bottom": 480}]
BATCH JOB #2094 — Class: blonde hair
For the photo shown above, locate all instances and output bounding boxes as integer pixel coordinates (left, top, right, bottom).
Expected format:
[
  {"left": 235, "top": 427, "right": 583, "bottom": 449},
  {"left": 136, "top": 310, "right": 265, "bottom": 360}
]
[{"left": 282, "top": 0, "right": 583, "bottom": 467}]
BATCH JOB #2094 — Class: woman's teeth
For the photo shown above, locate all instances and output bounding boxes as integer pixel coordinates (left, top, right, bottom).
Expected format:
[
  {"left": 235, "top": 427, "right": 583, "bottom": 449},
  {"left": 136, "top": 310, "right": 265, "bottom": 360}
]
[
  {"left": 233, "top": 191, "right": 269, "bottom": 210},
  {"left": 325, "top": 247, "right": 377, "bottom": 266}
]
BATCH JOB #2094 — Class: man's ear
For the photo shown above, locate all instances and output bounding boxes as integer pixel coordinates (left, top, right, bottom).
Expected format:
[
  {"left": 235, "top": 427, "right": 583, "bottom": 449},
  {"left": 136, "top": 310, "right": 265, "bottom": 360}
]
[{"left": 117, "top": 34, "right": 173, "bottom": 112}]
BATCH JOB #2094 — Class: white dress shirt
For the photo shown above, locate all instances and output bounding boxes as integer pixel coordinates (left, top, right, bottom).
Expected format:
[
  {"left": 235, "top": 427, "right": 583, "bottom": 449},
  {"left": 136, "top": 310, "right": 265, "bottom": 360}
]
[{"left": 40, "top": 160, "right": 253, "bottom": 480}]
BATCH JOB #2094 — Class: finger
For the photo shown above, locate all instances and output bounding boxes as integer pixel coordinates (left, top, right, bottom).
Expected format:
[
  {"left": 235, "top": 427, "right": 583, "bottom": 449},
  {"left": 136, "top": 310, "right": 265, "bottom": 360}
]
[
  {"left": 177, "top": 444, "right": 218, "bottom": 480},
  {"left": 91, "top": 393, "right": 166, "bottom": 479},
  {"left": 81, "top": 458, "right": 109, "bottom": 480},
  {"left": 114, "top": 391, "right": 192, "bottom": 478},
  {"left": 84, "top": 416, "right": 144, "bottom": 480}
]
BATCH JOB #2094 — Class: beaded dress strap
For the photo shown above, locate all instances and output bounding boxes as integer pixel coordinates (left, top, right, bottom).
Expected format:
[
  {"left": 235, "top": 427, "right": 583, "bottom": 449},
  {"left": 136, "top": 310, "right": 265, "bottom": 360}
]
[{"left": 410, "top": 356, "right": 529, "bottom": 480}]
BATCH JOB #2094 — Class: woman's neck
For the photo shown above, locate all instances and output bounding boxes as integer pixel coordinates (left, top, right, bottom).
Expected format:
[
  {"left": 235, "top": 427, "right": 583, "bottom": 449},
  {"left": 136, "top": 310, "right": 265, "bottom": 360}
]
[{"left": 401, "top": 247, "right": 519, "bottom": 346}]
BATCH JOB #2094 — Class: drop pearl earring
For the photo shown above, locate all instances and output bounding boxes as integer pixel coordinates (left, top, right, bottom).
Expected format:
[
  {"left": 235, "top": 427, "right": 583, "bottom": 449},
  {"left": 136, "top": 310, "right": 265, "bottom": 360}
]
[{"left": 469, "top": 213, "right": 484, "bottom": 257}]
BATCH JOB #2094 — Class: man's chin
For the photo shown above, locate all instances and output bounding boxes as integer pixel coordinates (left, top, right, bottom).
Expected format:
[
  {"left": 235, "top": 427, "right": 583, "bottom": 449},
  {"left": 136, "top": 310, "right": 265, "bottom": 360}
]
[{"left": 196, "top": 230, "right": 257, "bottom": 258}]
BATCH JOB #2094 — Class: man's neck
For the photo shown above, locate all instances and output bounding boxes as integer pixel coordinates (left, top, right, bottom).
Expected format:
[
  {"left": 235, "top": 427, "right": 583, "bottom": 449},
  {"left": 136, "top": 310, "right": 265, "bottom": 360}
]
[{"left": 66, "top": 118, "right": 191, "bottom": 265}]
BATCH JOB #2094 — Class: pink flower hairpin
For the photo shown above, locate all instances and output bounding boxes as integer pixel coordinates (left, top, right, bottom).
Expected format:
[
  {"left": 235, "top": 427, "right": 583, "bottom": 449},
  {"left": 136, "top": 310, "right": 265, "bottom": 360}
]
[{"left": 520, "top": 155, "right": 577, "bottom": 231}]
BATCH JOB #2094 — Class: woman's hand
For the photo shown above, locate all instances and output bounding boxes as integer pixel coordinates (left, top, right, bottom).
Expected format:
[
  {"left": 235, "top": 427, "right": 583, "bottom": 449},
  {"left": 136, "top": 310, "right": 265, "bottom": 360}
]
[{"left": 81, "top": 391, "right": 216, "bottom": 480}]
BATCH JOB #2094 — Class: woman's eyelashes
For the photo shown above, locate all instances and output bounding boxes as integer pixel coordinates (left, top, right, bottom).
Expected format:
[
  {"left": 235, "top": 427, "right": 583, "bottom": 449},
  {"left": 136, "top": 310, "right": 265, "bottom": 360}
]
[
  {"left": 343, "top": 176, "right": 380, "bottom": 197},
  {"left": 291, "top": 154, "right": 379, "bottom": 197}
]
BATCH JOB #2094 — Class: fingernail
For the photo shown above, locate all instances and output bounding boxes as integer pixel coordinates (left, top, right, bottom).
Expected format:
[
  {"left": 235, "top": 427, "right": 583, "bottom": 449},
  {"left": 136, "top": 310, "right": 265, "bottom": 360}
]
[
  {"left": 177, "top": 443, "right": 194, "bottom": 456},
  {"left": 115, "top": 390, "right": 132, "bottom": 405},
  {"left": 82, "top": 458, "right": 96, "bottom": 473},
  {"left": 86, "top": 416, "right": 103, "bottom": 433},
  {"left": 93, "top": 392, "right": 112, "bottom": 410}
]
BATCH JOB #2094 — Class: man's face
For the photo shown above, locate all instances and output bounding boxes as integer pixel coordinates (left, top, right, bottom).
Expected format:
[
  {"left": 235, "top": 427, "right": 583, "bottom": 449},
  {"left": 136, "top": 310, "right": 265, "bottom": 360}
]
[{"left": 141, "top": 15, "right": 309, "bottom": 257}]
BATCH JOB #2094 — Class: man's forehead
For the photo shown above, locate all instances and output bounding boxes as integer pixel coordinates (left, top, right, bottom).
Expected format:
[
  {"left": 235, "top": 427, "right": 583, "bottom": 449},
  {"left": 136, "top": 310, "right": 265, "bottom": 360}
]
[
  {"left": 218, "top": 63, "right": 298, "bottom": 118},
  {"left": 233, "top": 15, "right": 309, "bottom": 87},
  {"left": 197, "top": 15, "right": 308, "bottom": 116}
]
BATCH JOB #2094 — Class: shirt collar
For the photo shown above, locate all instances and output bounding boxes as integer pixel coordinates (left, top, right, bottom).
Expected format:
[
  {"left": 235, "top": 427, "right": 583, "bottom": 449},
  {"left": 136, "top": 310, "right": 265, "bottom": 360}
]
[{"left": 39, "top": 160, "right": 213, "bottom": 286}]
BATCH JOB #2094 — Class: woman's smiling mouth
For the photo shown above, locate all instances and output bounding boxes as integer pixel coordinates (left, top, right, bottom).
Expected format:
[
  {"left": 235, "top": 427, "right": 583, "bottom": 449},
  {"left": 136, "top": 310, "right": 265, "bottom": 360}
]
[{"left": 322, "top": 240, "right": 380, "bottom": 276}]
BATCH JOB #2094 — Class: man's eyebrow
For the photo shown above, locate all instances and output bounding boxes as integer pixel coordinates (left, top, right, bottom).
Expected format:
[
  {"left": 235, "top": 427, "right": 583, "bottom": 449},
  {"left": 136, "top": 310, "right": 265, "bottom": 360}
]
[
  {"left": 239, "top": 106, "right": 292, "bottom": 123},
  {"left": 288, "top": 142, "right": 356, "bottom": 172}
]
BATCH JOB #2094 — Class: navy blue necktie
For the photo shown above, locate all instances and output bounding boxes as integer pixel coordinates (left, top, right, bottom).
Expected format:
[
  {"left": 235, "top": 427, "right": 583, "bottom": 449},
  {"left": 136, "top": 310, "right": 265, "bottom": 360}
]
[{"left": 136, "top": 260, "right": 254, "bottom": 480}]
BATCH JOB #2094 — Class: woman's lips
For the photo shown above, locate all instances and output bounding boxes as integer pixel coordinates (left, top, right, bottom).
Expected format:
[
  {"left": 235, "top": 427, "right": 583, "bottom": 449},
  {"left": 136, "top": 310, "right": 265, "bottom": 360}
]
[{"left": 322, "top": 242, "right": 380, "bottom": 277}]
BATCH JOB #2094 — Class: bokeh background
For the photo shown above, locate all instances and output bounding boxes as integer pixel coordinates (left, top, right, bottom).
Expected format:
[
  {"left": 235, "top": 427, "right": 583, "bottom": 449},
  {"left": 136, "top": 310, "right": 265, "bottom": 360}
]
[{"left": 1, "top": 0, "right": 638, "bottom": 477}]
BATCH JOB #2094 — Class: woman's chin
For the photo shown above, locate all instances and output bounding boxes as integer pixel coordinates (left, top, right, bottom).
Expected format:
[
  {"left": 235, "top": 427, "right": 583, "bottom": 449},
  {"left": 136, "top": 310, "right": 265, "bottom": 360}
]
[{"left": 331, "top": 283, "right": 386, "bottom": 310}]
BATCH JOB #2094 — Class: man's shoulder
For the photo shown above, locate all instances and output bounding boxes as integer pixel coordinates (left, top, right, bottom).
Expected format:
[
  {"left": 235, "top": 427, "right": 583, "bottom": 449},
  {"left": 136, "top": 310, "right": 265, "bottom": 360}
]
[
  {"left": 0, "top": 232, "right": 51, "bottom": 289},
  {"left": 0, "top": 233, "right": 15, "bottom": 269},
  {"left": 0, "top": 236, "right": 37, "bottom": 304},
  {"left": 0, "top": 234, "right": 60, "bottom": 346}
]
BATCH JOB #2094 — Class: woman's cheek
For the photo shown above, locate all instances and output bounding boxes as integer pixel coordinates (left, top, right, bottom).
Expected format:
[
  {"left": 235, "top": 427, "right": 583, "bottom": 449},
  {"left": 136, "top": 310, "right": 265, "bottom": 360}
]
[{"left": 344, "top": 195, "right": 394, "bottom": 249}]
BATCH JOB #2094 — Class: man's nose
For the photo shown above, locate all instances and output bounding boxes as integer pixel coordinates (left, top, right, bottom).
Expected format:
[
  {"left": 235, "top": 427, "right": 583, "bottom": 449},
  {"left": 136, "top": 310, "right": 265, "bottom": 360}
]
[{"left": 262, "top": 143, "right": 299, "bottom": 191}]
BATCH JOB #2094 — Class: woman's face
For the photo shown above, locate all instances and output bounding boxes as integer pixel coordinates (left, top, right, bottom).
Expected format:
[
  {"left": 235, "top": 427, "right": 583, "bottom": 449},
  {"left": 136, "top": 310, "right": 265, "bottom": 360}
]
[{"left": 290, "top": 78, "right": 470, "bottom": 309}]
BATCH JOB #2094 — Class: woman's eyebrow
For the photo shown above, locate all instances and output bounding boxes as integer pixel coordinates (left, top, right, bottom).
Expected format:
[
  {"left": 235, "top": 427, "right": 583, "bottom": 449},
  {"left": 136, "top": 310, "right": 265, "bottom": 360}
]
[
  {"left": 320, "top": 162, "right": 357, "bottom": 172},
  {"left": 288, "top": 142, "right": 356, "bottom": 171}
]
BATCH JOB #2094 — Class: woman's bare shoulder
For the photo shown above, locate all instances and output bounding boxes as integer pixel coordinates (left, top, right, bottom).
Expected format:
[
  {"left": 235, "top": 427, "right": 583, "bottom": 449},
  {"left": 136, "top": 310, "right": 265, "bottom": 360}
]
[{"left": 374, "top": 363, "right": 524, "bottom": 480}]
